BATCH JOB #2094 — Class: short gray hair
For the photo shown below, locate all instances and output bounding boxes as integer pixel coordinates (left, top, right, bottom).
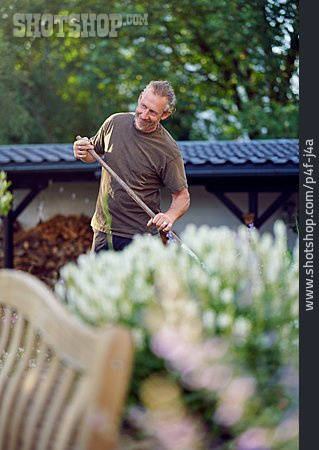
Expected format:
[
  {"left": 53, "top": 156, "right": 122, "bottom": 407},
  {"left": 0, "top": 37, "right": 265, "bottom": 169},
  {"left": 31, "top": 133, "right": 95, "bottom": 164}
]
[{"left": 142, "top": 80, "right": 176, "bottom": 112}]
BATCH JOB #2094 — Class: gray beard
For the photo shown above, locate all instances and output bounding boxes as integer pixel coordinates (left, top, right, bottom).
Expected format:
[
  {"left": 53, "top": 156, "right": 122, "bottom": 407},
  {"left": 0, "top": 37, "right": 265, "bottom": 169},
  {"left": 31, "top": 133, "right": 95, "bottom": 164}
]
[{"left": 134, "top": 115, "right": 158, "bottom": 133}]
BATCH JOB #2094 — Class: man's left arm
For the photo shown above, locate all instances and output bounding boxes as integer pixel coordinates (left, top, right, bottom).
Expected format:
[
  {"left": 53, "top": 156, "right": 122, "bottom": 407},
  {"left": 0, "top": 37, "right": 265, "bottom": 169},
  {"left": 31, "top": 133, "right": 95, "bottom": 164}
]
[{"left": 147, "top": 188, "right": 190, "bottom": 233}]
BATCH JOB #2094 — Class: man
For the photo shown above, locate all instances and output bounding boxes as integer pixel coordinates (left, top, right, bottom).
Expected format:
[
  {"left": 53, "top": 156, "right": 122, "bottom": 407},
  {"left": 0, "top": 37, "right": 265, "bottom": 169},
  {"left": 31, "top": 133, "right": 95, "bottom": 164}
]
[{"left": 73, "top": 80, "right": 190, "bottom": 252}]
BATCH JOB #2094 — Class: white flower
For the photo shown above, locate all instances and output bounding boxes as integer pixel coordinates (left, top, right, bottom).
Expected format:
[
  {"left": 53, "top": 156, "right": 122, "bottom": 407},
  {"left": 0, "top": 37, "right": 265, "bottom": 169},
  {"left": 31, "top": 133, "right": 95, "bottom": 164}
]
[
  {"left": 233, "top": 317, "right": 251, "bottom": 339},
  {"left": 208, "top": 277, "right": 221, "bottom": 296},
  {"left": 220, "top": 288, "right": 233, "bottom": 304},
  {"left": 216, "top": 313, "right": 232, "bottom": 330},
  {"left": 202, "top": 310, "right": 216, "bottom": 329}
]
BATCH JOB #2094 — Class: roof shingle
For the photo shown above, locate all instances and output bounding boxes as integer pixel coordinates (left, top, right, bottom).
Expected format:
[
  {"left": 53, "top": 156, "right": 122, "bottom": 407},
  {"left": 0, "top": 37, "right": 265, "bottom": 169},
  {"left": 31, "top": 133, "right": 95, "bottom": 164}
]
[
  {"left": 0, "top": 139, "right": 299, "bottom": 187},
  {"left": 0, "top": 139, "right": 298, "bottom": 167},
  {"left": 178, "top": 139, "right": 298, "bottom": 165}
]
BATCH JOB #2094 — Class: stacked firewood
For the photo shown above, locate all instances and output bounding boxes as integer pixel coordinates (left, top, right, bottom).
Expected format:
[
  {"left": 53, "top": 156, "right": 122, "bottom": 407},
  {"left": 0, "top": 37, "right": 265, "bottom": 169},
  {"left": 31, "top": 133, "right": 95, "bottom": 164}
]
[{"left": 0, "top": 215, "right": 93, "bottom": 288}]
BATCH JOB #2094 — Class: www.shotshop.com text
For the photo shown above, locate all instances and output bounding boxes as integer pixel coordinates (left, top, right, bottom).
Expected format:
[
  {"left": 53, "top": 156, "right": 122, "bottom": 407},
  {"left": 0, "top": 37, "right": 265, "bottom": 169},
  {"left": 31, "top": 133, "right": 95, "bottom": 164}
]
[{"left": 302, "top": 139, "right": 316, "bottom": 311}]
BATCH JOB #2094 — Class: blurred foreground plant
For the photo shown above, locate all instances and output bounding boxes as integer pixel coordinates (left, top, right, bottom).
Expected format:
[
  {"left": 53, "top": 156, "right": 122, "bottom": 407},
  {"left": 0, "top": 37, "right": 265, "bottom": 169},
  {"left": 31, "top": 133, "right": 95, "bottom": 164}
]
[
  {"left": 56, "top": 222, "right": 298, "bottom": 449},
  {"left": 0, "top": 171, "right": 12, "bottom": 217}
]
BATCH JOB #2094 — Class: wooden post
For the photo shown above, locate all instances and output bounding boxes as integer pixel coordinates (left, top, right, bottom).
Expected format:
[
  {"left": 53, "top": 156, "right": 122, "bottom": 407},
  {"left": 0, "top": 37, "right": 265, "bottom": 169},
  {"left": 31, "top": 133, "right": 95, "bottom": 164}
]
[{"left": 2, "top": 184, "right": 47, "bottom": 269}]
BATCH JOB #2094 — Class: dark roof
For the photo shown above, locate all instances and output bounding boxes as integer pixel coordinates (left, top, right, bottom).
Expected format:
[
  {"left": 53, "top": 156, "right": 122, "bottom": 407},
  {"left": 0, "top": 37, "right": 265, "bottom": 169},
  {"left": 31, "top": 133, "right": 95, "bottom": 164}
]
[
  {"left": 0, "top": 144, "right": 75, "bottom": 165},
  {"left": 0, "top": 139, "right": 298, "bottom": 165},
  {"left": 0, "top": 139, "right": 298, "bottom": 191},
  {"left": 179, "top": 139, "right": 298, "bottom": 165}
]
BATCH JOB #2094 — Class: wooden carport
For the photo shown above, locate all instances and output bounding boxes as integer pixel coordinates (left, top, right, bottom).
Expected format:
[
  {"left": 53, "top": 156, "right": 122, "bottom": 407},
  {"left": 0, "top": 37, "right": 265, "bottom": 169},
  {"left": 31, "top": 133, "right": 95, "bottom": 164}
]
[{"left": 0, "top": 139, "right": 298, "bottom": 268}]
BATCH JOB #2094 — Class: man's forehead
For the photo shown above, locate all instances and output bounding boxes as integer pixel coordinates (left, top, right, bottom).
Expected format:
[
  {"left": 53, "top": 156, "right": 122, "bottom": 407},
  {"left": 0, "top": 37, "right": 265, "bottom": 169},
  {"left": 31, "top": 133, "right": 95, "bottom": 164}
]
[{"left": 140, "top": 90, "right": 168, "bottom": 109}]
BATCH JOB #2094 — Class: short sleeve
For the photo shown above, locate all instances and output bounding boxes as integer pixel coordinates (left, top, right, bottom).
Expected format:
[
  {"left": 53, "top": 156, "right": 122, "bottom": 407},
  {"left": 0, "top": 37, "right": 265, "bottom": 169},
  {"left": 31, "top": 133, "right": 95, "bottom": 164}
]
[
  {"left": 161, "top": 155, "right": 188, "bottom": 193},
  {"left": 90, "top": 117, "right": 112, "bottom": 154}
]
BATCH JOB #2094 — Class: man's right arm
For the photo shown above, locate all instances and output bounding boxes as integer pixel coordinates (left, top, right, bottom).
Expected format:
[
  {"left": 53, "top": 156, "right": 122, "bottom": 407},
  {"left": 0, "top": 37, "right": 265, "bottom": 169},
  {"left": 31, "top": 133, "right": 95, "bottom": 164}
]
[{"left": 73, "top": 137, "right": 96, "bottom": 163}]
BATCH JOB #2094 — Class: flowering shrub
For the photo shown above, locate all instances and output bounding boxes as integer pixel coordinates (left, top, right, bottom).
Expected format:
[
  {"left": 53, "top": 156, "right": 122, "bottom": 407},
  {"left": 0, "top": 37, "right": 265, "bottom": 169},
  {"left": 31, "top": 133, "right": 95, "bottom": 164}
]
[
  {"left": 0, "top": 171, "right": 13, "bottom": 217},
  {"left": 56, "top": 222, "right": 298, "bottom": 449}
]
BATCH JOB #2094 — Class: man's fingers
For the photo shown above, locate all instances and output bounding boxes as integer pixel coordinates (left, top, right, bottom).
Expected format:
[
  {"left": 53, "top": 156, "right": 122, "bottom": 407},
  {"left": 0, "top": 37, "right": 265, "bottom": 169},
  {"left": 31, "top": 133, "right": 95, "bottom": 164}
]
[
  {"left": 163, "top": 222, "right": 172, "bottom": 232},
  {"left": 77, "top": 141, "right": 93, "bottom": 149},
  {"left": 75, "top": 139, "right": 94, "bottom": 156},
  {"left": 159, "top": 220, "right": 167, "bottom": 231},
  {"left": 160, "top": 221, "right": 172, "bottom": 232},
  {"left": 75, "top": 136, "right": 93, "bottom": 149},
  {"left": 147, "top": 215, "right": 172, "bottom": 232},
  {"left": 76, "top": 135, "right": 90, "bottom": 142}
]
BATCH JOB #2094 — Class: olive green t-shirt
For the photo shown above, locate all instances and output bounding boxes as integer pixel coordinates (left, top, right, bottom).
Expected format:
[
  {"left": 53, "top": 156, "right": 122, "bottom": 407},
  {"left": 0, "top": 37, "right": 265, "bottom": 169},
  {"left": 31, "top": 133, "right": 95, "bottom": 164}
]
[{"left": 90, "top": 112, "right": 188, "bottom": 239}]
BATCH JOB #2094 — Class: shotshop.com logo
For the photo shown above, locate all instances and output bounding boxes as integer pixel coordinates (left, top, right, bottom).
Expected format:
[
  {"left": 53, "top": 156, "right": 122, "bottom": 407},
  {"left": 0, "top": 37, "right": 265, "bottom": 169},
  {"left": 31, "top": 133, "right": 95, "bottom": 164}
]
[{"left": 13, "top": 13, "right": 148, "bottom": 38}]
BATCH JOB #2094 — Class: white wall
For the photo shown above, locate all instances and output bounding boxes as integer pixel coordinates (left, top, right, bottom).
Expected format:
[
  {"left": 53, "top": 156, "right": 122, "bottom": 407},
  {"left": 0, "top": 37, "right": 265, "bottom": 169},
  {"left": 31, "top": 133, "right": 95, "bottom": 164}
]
[
  {"left": 13, "top": 181, "right": 298, "bottom": 247},
  {"left": 162, "top": 187, "right": 298, "bottom": 248},
  {"left": 13, "top": 182, "right": 99, "bottom": 225}
]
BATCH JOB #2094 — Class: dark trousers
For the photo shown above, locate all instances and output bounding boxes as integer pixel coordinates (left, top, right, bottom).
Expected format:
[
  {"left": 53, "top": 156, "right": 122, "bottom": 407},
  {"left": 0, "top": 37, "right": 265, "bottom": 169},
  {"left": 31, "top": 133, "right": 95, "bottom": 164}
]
[{"left": 91, "top": 230, "right": 133, "bottom": 253}]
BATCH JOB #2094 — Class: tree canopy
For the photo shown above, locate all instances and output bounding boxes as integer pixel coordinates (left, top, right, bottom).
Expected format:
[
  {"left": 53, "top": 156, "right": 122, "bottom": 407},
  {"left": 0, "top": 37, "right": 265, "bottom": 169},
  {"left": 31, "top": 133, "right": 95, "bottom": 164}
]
[{"left": 0, "top": 0, "right": 298, "bottom": 143}]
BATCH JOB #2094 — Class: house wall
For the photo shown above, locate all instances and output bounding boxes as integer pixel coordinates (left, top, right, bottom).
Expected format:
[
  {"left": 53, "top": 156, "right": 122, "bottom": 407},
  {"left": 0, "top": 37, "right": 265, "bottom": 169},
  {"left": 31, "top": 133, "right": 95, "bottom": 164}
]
[{"left": 13, "top": 181, "right": 299, "bottom": 247}]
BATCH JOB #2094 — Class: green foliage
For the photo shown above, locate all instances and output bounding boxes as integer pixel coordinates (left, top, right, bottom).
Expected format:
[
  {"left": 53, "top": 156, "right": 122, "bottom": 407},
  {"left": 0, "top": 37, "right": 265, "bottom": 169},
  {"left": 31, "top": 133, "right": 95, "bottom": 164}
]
[
  {"left": 0, "top": 0, "right": 298, "bottom": 143},
  {"left": 102, "top": 193, "right": 113, "bottom": 250},
  {"left": 0, "top": 171, "right": 13, "bottom": 216}
]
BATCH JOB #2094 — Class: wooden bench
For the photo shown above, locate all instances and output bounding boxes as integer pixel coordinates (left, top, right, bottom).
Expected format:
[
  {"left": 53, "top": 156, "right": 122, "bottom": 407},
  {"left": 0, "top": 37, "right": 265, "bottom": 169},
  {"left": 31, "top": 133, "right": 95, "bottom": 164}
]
[{"left": 0, "top": 269, "right": 134, "bottom": 450}]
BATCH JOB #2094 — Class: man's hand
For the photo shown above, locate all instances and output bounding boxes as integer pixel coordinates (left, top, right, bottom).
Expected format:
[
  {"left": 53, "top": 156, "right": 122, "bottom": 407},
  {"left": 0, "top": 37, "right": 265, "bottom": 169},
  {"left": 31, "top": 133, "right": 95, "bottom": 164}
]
[
  {"left": 73, "top": 137, "right": 95, "bottom": 161},
  {"left": 147, "top": 213, "right": 173, "bottom": 233},
  {"left": 147, "top": 188, "right": 190, "bottom": 233}
]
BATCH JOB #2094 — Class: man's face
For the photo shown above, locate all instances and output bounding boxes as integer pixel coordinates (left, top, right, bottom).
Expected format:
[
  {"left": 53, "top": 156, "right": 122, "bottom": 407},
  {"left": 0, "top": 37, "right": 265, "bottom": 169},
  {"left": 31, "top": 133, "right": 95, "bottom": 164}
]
[{"left": 135, "top": 90, "right": 171, "bottom": 132}]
